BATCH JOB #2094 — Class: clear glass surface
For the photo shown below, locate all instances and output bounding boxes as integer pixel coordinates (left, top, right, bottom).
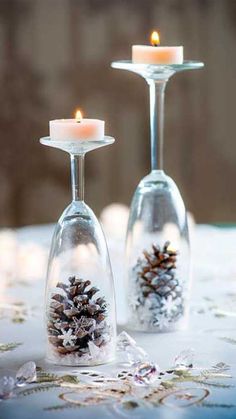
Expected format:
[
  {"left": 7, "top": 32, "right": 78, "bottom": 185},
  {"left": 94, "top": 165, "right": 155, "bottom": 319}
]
[
  {"left": 111, "top": 60, "right": 204, "bottom": 80},
  {"left": 40, "top": 136, "right": 116, "bottom": 365},
  {"left": 40, "top": 136, "right": 114, "bottom": 154},
  {"left": 112, "top": 59, "right": 204, "bottom": 332}
]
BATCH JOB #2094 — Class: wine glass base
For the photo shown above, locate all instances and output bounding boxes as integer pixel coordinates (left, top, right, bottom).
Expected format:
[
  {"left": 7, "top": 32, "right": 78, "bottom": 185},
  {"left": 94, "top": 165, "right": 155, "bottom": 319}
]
[
  {"left": 111, "top": 60, "right": 204, "bottom": 80},
  {"left": 40, "top": 136, "right": 115, "bottom": 155}
]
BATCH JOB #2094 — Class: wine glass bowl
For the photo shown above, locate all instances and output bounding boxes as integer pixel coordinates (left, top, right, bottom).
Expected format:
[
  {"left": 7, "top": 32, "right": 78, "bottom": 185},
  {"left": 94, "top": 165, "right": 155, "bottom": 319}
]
[{"left": 126, "top": 170, "right": 189, "bottom": 331}]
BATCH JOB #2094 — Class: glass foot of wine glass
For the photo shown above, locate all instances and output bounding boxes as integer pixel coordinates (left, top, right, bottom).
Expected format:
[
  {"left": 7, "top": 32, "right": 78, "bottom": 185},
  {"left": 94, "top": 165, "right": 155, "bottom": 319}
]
[
  {"left": 111, "top": 60, "right": 204, "bottom": 332},
  {"left": 40, "top": 136, "right": 116, "bottom": 365}
]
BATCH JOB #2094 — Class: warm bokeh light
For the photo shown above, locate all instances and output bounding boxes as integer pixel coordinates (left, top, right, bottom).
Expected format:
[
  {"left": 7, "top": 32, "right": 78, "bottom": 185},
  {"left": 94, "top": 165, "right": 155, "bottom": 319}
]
[
  {"left": 151, "top": 31, "right": 160, "bottom": 46},
  {"left": 75, "top": 109, "right": 83, "bottom": 122}
]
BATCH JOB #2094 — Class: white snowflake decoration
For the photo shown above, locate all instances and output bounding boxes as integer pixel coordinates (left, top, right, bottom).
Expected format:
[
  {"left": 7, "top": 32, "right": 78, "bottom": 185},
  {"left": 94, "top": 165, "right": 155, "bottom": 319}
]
[
  {"left": 153, "top": 313, "right": 169, "bottom": 330},
  {"left": 73, "top": 316, "right": 96, "bottom": 336},
  {"left": 58, "top": 329, "right": 77, "bottom": 347},
  {"left": 161, "top": 295, "right": 176, "bottom": 316}
]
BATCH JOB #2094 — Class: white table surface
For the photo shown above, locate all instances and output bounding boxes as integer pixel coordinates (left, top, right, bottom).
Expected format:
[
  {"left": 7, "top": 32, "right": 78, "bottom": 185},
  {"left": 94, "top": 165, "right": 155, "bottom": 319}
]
[{"left": 0, "top": 223, "right": 236, "bottom": 418}]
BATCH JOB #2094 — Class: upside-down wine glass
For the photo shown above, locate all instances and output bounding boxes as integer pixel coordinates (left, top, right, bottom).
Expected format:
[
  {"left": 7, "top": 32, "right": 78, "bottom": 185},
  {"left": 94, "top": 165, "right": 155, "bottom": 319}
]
[
  {"left": 111, "top": 59, "right": 204, "bottom": 332},
  {"left": 40, "top": 135, "right": 116, "bottom": 365}
]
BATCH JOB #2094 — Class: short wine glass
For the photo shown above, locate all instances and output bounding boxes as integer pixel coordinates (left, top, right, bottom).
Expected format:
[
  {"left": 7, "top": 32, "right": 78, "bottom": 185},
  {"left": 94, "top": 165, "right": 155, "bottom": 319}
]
[{"left": 40, "top": 136, "right": 116, "bottom": 365}]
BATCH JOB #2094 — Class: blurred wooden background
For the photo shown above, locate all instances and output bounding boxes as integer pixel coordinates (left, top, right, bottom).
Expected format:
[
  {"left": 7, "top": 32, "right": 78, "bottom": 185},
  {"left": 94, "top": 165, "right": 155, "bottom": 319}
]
[{"left": 0, "top": 0, "right": 235, "bottom": 226}]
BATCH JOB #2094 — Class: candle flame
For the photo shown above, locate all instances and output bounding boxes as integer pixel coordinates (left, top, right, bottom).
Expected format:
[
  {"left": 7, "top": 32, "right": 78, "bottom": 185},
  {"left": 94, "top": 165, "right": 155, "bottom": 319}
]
[
  {"left": 75, "top": 109, "right": 83, "bottom": 123},
  {"left": 151, "top": 31, "right": 160, "bottom": 46}
]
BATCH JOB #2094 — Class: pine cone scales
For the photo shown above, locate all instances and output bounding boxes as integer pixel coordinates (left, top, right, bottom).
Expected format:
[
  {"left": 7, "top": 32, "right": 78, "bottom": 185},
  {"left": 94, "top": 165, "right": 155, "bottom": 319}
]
[
  {"left": 47, "top": 276, "right": 109, "bottom": 356},
  {"left": 136, "top": 242, "right": 180, "bottom": 299}
]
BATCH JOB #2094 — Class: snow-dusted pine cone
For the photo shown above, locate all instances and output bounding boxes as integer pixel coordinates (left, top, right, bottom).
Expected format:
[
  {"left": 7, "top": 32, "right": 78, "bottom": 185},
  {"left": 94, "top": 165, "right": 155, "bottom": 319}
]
[
  {"left": 130, "top": 241, "right": 184, "bottom": 329},
  {"left": 47, "top": 276, "right": 110, "bottom": 356},
  {"left": 136, "top": 241, "right": 181, "bottom": 300}
]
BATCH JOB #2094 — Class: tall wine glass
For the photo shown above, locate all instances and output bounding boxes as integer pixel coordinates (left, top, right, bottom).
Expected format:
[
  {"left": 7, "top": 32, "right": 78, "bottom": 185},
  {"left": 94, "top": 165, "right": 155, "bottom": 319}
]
[
  {"left": 40, "top": 136, "right": 116, "bottom": 365},
  {"left": 111, "top": 60, "right": 204, "bottom": 332}
]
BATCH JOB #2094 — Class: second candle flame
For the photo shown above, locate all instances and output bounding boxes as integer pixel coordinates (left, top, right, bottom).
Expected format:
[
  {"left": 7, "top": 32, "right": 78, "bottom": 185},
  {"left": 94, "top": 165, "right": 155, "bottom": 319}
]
[
  {"left": 75, "top": 109, "right": 83, "bottom": 123},
  {"left": 151, "top": 31, "right": 160, "bottom": 46}
]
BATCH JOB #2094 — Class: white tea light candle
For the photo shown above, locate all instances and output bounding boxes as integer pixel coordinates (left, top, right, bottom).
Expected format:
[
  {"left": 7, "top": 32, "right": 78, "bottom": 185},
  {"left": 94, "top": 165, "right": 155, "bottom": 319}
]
[
  {"left": 132, "top": 31, "right": 183, "bottom": 65},
  {"left": 50, "top": 109, "right": 104, "bottom": 141}
]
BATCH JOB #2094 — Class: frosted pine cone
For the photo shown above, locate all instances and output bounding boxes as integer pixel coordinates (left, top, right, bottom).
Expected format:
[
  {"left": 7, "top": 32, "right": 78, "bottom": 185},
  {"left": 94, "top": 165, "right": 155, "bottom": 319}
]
[
  {"left": 47, "top": 276, "right": 110, "bottom": 356},
  {"left": 131, "top": 241, "right": 184, "bottom": 329},
  {"left": 136, "top": 242, "right": 180, "bottom": 300}
]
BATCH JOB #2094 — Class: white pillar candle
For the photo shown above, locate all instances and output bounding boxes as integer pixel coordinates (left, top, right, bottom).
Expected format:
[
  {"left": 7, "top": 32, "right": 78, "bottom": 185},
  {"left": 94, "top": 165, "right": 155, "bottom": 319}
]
[
  {"left": 132, "top": 31, "right": 183, "bottom": 65},
  {"left": 50, "top": 110, "right": 105, "bottom": 141}
]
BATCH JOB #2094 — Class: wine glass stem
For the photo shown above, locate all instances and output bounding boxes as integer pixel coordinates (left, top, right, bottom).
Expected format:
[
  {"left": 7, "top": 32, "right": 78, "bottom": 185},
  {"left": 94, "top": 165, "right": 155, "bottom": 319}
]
[
  {"left": 70, "top": 154, "right": 85, "bottom": 201},
  {"left": 148, "top": 79, "right": 167, "bottom": 171}
]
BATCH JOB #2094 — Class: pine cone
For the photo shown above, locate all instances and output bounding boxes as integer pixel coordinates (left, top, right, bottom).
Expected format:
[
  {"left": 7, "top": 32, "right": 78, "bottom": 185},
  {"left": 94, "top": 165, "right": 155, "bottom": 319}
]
[
  {"left": 47, "top": 276, "right": 109, "bottom": 356},
  {"left": 135, "top": 241, "right": 181, "bottom": 301}
]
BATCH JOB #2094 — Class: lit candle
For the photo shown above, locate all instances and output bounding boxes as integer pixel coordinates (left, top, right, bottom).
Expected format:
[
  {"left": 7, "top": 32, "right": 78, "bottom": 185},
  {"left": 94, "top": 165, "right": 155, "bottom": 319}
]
[
  {"left": 132, "top": 31, "right": 183, "bottom": 65},
  {"left": 50, "top": 109, "right": 105, "bottom": 141}
]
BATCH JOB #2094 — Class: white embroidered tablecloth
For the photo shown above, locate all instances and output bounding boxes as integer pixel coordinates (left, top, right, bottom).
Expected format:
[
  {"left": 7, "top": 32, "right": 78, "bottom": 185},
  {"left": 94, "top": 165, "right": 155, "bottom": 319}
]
[{"left": 0, "top": 223, "right": 236, "bottom": 418}]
